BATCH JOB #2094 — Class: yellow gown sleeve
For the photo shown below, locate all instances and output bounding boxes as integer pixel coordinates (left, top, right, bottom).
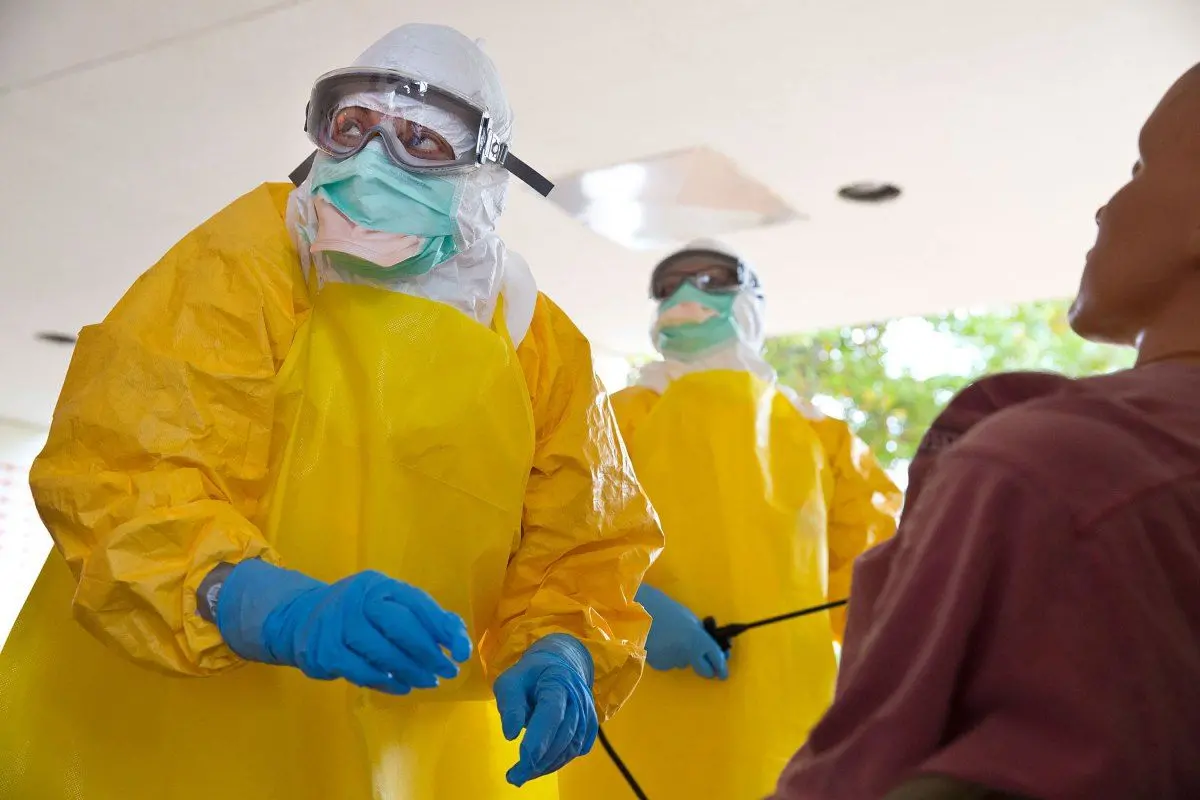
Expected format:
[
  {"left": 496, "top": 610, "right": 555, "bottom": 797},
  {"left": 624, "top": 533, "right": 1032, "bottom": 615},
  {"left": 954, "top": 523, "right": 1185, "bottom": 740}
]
[
  {"left": 810, "top": 416, "right": 902, "bottom": 641},
  {"left": 28, "top": 183, "right": 307, "bottom": 677},
  {"left": 485, "top": 294, "right": 665, "bottom": 720}
]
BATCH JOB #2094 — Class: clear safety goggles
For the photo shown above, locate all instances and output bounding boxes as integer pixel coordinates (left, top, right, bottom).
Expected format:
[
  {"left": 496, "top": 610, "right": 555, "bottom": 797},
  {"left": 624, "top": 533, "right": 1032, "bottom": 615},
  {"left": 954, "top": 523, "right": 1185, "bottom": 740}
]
[
  {"left": 300, "top": 68, "right": 553, "bottom": 197},
  {"left": 650, "top": 249, "right": 760, "bottom": 301}
]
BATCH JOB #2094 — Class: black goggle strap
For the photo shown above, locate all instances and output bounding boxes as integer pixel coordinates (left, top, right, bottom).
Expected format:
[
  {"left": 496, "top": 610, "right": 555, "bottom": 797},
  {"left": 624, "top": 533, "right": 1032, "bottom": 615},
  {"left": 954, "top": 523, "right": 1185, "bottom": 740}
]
[
  {"left": 477, "top": 114, "right": 554, "bottom": 198},
  {"left": 493, "top": 147, "right": 554, "bottom": 197},
  {"left": 290, "top": 150, "right": 318, "bottom": 187}
]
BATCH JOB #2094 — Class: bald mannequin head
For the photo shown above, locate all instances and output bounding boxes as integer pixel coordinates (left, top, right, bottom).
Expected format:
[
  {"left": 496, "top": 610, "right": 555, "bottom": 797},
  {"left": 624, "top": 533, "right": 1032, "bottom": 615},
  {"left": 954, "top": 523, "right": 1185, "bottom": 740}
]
[{"left": 1069, "top": 64, "right": 1200, "bottom": 363}]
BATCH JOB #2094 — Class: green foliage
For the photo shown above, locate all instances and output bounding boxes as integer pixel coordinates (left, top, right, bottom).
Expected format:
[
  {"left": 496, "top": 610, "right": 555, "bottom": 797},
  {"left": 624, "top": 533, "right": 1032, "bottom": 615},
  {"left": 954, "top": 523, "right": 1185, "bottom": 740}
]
[{"left": 763, "top": 299, "right": 1135, "bottom": 470}]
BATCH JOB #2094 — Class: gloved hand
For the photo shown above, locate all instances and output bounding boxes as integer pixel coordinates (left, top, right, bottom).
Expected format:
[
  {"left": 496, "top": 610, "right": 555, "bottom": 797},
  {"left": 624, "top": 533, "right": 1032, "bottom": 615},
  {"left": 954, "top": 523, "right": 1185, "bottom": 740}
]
[
  {"left": 493, "top": 634, "right": 598, "bottom": 787},
  {"left": 216, "top": 559, "right": 472, "bottom": 695},
  {"left": 637, "top": 584, "right": 729, "bottom": 680}
]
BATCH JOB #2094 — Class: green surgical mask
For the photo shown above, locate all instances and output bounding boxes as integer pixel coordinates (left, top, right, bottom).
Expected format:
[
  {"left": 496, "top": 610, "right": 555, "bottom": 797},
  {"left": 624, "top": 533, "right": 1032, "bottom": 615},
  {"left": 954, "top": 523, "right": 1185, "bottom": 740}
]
[
  {"left": 655, "top": 283, "right": 739, "bottom": 358},
  {"left": 309, "top": 142, "right": 461, "bottom": 277}
]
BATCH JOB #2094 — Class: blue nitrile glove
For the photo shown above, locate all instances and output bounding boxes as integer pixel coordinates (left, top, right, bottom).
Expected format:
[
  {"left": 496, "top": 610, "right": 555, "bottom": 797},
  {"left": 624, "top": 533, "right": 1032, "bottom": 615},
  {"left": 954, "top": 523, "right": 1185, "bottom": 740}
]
[
  {"left": 637, "top": 584, "right": 729, "bottom": 680},
  {"left": 215, "top": 560, "right": 473, "bottom": 695},
  {"left": 493, "top": 634, "right": 598, "bottom": 787}
]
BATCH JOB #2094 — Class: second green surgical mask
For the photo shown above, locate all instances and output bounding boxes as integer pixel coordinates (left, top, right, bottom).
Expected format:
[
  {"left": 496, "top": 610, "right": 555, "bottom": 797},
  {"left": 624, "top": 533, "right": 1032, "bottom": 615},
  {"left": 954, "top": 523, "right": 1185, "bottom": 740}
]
[
  {"left": 655, "top": 283, "right": 740, "bottom": 358},
  {"left": 309, "top": 141, "right": 461, "bottom": 277}
]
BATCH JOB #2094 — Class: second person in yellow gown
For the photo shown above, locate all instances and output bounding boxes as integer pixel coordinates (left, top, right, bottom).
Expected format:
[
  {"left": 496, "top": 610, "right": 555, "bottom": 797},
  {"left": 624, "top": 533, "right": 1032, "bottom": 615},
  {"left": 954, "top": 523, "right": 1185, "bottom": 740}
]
[{"left": 558, "top": 239, "right": 901, "bottom": 800}]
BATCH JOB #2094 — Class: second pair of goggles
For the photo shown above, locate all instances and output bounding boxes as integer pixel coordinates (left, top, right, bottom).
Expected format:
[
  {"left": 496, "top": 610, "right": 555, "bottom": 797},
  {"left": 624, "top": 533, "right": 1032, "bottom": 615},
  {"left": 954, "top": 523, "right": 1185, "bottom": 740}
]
[
  {"left": 297, "top": 68, "right": 553, "bottom": 197},
  {"left": 650, "top": 247, "right": 762, "bottom": 301}
]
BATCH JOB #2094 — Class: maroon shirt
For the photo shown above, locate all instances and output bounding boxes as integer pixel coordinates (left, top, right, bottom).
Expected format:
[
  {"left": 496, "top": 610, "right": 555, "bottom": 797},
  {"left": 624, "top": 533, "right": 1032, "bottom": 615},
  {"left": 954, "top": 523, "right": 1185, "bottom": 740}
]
[{"left": 773, "top": 364, "right": 1200, "bottom": 800}]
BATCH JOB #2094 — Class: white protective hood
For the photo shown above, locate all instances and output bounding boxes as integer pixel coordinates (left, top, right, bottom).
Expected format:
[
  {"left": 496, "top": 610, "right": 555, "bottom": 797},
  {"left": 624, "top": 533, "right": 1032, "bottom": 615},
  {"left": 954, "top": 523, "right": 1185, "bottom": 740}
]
[{"left": 285, "top": 23, "right": 537, "bottom": 343}]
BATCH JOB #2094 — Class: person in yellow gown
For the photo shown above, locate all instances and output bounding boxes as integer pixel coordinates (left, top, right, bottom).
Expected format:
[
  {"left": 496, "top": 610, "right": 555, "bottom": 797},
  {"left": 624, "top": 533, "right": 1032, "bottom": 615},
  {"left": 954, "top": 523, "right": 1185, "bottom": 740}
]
[
  {"left": 0, "top": 23, "right": 663, "bottom": 800},
  {"left": 558, "top": 239, "right": 901, "bottom": 800}
]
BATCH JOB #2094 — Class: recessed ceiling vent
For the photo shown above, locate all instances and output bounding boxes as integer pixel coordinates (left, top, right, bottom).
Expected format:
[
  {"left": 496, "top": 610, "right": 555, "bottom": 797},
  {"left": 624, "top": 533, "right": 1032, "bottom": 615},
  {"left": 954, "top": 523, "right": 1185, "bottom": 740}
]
[
  {"left": 36, "top": 332, "right": 77, "bottom": 346},
  {"left": 838, "top": 182, "right": 902, "bottom": 203}
]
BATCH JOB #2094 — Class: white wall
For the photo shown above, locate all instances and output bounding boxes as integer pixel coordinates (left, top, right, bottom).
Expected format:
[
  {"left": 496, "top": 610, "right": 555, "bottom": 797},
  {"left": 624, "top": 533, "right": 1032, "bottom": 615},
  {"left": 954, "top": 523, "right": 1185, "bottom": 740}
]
[{"left": 0, "top": 420, "right": 50, "bottom": 648}]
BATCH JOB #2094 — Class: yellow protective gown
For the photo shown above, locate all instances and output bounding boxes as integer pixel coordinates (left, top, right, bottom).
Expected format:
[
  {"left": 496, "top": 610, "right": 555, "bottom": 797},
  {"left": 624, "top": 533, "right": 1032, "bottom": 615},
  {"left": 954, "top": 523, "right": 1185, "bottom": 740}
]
[
  {"left": 0, "top": 183, "right": 662, "bottom": 799},
  {"left": 558, "top": 370, "right": 900, "bottom": 800}
]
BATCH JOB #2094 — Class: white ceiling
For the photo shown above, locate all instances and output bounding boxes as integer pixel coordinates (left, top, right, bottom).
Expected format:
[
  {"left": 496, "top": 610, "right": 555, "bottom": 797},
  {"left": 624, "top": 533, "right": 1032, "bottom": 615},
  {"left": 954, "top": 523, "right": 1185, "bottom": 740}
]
[{"left": 1, "top": 0, "right": 1196, "bottom": 426}]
